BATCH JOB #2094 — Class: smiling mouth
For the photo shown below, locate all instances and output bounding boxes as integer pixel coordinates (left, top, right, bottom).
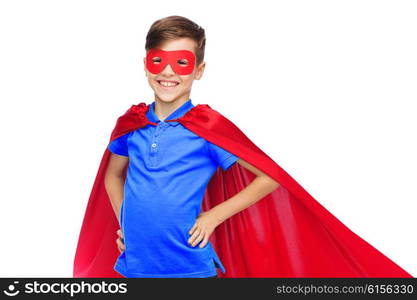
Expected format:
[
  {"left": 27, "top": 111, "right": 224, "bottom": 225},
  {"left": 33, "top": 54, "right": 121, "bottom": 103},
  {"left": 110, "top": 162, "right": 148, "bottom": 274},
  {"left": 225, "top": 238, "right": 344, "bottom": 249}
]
[{"left": 157, "top": 80, "right": 179, "bottom": 88}]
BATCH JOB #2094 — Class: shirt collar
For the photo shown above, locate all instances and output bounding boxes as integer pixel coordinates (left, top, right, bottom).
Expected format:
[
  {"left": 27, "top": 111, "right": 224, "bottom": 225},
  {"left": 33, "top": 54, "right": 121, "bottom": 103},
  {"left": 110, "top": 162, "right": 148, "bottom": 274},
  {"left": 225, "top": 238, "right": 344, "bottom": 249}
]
[{"left": 147, "top": 98, "right": 194, "bottom": 126}]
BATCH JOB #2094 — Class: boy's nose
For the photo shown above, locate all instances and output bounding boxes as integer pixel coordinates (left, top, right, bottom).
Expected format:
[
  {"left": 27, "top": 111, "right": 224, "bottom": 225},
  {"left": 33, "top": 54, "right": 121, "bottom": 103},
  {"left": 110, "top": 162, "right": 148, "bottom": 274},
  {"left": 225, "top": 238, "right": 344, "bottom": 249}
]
[{"left": 160, "top": 63, "right": 176, "bottom": 75}]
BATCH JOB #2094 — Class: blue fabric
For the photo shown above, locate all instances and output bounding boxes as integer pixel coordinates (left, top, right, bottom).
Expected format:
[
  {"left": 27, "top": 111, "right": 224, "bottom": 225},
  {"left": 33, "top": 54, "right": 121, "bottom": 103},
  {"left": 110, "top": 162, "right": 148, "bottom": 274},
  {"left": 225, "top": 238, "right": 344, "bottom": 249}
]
[{"left": 107, "top": 99, "right": 239, "bottom": 278}]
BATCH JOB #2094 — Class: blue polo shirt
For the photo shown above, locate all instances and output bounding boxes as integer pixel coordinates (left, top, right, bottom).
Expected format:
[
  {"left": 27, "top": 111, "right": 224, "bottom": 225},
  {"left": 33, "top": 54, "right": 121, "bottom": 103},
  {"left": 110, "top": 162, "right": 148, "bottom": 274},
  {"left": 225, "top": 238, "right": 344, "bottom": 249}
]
[{"left": 107, "top": 99, "right": 239, "bottom": 278}]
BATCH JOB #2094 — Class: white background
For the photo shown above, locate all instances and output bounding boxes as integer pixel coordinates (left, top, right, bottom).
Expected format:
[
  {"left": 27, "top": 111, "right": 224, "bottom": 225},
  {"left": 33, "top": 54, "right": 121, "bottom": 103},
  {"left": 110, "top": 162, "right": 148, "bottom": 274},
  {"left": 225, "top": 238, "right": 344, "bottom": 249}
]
[{"left": 0, "top": 0, "right": 415, "bottom": 277}]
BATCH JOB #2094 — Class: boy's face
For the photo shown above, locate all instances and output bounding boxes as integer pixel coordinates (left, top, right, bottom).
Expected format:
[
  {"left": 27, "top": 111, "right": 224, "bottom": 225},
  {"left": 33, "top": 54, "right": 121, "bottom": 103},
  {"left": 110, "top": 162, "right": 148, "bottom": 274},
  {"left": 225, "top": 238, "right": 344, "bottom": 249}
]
[{"left": 143, "top": 37, "right": 205, "bottom": 104}]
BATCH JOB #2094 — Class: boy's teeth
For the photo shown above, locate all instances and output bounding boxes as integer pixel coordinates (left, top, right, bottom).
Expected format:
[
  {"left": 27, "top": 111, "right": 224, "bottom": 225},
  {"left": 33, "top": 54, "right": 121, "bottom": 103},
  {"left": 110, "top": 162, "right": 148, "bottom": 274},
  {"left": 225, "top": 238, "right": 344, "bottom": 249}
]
[{"left": 159, "top": 81, "right": 178, "bottom": 87}]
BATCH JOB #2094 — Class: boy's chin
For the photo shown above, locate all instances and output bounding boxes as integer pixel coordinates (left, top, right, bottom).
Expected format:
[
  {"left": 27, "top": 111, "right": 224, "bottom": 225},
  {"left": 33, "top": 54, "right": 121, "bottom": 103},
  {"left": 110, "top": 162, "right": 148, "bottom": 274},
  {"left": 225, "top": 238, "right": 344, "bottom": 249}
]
[{"left": 154, "top": 93, "right": 183, "bottom": 103}]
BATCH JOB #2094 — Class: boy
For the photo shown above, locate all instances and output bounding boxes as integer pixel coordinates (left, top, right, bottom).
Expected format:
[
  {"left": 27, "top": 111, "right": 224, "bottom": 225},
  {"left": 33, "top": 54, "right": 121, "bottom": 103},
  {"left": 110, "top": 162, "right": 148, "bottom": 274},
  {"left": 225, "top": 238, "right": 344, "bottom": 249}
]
[
  {"left": 104, "top": 16, "right": 279, "bottom": 278},
  {"left": 73, "top": 16, "right": 412, "bottom": 279}
]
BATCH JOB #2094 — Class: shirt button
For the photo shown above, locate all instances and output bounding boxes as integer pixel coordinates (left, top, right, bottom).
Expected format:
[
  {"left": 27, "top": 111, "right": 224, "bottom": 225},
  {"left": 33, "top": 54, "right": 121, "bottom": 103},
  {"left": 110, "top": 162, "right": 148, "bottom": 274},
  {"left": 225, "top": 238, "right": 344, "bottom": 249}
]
[{"left": 151, "top": 143, "right": 157, "bottom": 148}]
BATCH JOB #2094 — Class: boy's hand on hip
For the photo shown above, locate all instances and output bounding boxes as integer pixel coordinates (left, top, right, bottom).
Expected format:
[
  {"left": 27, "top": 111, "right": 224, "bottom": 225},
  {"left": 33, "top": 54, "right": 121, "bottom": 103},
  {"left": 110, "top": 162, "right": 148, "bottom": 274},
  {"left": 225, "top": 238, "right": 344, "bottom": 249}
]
[
  {"left": 116, "top": 229, "right": 125, "bottom": 253},
  {"left": 188, "top": 210, "right": 222, "bottom": 248}
]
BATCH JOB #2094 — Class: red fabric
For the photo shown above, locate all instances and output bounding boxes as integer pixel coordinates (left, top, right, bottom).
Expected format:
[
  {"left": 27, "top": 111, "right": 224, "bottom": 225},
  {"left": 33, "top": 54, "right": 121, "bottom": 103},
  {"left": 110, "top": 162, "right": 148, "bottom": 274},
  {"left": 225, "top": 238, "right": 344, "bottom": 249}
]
[
  {"left": 146, "top": 48, "right": 196, "bottom": 75},
  {"left": 73, "top": 102, "right": 413, "bottom": 278}
]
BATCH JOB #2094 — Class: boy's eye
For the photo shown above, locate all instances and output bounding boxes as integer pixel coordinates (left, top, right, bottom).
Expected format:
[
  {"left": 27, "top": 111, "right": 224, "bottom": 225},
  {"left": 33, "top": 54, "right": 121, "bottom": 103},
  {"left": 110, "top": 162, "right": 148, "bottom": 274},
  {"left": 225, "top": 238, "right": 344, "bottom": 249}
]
[
  {"left": 152, "top": 57, "right": 161, "bottom": 64},
  {"left": 177, "top": 59, "right": 188, "bottom": 66}
]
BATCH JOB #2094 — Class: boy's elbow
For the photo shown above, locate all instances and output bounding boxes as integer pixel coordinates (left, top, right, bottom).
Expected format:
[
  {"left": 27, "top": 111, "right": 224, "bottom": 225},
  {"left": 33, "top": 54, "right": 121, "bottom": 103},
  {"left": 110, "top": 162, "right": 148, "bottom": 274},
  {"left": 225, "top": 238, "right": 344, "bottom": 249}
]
[
  {"left": 270, "top": 179, "right": 280, "bottom": 190},
  {"left": 261, "top": 175, "right": 280, "bottom": 191}
]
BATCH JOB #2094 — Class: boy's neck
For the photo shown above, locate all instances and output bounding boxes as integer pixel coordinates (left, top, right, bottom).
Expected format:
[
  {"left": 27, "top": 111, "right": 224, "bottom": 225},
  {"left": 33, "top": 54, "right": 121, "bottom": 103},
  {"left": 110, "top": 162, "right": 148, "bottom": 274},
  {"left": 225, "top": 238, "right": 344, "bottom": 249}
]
[{"left": 153, "top": 94, "right": 191, "bottom": 121}]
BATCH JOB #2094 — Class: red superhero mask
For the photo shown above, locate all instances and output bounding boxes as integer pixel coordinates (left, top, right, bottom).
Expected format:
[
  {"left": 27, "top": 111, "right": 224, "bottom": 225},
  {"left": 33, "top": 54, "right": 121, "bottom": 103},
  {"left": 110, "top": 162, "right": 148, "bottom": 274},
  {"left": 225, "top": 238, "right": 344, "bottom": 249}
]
[{"left": 145, "top": 48, "right": 196, "bottom": 75}]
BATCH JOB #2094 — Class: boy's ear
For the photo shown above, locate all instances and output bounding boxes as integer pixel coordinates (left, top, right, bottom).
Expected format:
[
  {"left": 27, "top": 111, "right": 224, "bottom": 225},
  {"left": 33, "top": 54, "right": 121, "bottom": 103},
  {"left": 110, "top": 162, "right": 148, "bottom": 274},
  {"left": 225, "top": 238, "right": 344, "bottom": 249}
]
[
  {"left": 143, "top": 57, "right": 147, "bottom": 76},
  {"left": 194, "top": 61, "right": 206, "bottom": 80}
]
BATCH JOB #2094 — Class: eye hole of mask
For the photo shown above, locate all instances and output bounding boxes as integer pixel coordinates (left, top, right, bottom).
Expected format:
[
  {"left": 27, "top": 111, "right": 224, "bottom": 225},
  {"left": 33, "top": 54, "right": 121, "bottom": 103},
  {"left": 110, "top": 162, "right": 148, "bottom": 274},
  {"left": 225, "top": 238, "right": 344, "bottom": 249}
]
[
  {"left": 152, "top": 57, "right": 162, "bottom": 64},
  {"left": 177, "top": 59, "right": 188, "bottom": 66}
]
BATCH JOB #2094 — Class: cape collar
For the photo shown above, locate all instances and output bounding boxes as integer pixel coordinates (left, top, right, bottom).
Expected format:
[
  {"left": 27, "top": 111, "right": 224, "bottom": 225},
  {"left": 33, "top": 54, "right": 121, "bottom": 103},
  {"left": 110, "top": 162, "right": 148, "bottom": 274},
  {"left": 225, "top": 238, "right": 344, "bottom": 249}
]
[{"left": 119, "top": 101, "right": 212, "bottom": 139}]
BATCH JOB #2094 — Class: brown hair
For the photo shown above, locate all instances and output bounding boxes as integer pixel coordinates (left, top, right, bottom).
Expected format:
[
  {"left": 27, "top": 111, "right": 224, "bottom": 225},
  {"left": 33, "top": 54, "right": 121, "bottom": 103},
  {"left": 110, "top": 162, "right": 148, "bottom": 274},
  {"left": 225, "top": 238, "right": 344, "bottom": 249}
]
[{"left": 145, "top": 15, "right": 206, "bottom": 66}]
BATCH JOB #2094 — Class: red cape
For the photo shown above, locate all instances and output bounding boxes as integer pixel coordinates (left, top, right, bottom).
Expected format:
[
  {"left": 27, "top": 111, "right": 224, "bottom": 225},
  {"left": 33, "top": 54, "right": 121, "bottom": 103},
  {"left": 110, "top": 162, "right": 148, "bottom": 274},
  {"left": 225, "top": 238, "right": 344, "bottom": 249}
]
[{"left": 73, "top": 102, "right": 413, "bottom": 278}]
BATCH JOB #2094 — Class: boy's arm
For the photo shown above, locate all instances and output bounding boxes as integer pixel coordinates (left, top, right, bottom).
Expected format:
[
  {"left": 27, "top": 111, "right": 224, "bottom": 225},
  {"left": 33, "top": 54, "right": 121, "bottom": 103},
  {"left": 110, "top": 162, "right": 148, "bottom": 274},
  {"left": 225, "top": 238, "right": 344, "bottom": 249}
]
[
  {"left": 104, "top": 153, "right": 129, "bottom": 226},
  {"left": 188, "top": 158, "right": 280, "bottom": 248},
  {"left": 210, "top": 158, "right": 280, "bottom": 223}
]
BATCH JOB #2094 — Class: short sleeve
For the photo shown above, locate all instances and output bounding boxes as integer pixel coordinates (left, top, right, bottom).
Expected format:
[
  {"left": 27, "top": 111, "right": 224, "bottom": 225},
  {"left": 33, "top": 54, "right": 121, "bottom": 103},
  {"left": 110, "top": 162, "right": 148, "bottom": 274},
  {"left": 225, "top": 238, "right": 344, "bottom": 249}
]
[
  {"left": 207, "top": 141, "right": 239, "bottom": 171},
  {"left": 108, "top": 133, "right": 129, "bottom": 157}
]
